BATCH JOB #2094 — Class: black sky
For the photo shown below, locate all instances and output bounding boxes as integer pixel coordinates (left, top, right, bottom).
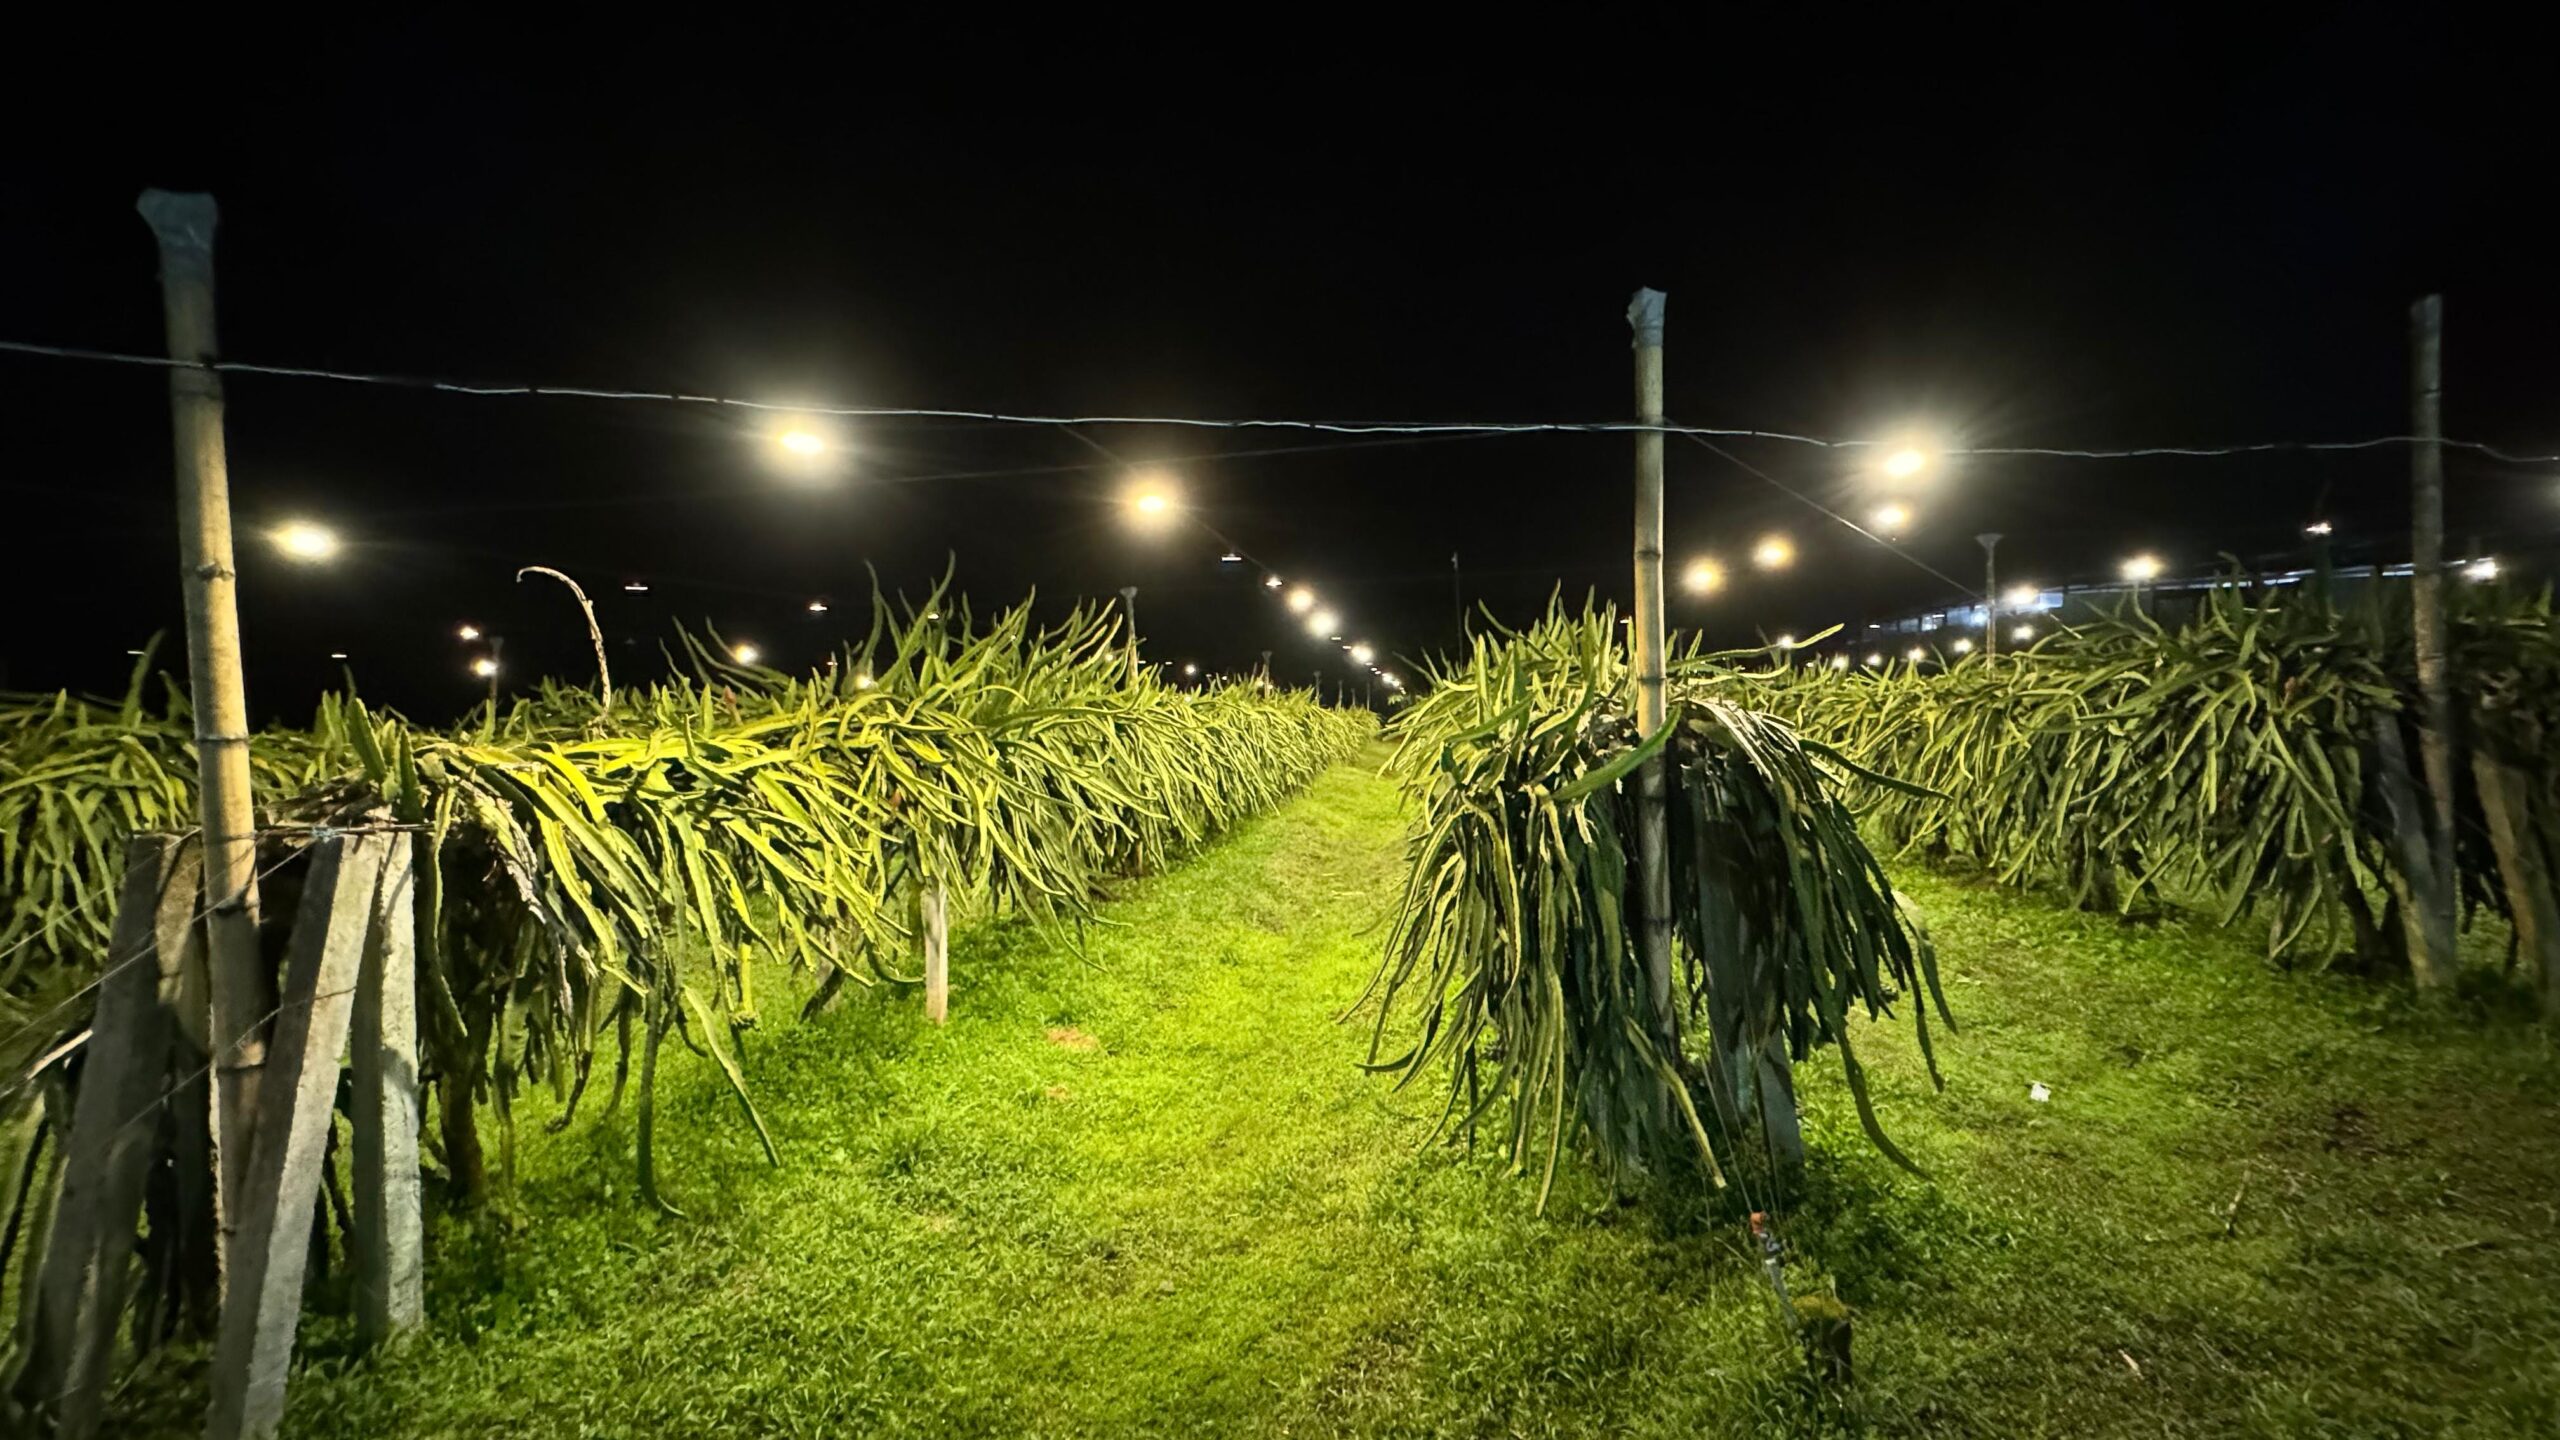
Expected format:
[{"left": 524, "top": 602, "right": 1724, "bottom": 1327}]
[{"left": 3, "top": 12, "right": 2553, "bottom": 718}]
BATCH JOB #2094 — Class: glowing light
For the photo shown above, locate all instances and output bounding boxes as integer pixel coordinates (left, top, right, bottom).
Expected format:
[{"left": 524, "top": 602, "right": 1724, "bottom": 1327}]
[
  {"left": 1828, "top": 654, "right": 1850, "bottom": 671},
  {"left": 272, "top": 520, "right": 340, "bottom": 563},
  {"left": 1220, "top": 551, "right": 1242, "bottom": 563},
  {"left": 733, "top": 643, "right": 763, "bottom": 665},
  {"left": 2002, "top": 584, "right": 2040, "bottom": 608},
  {"left": 776, "top": 428, "right": 826, "bottom": 457},
  {"left": 806, "top": 599, "right": 829, "bottom": 614},
  {"left": 1682, "top": 558, "right": 1726, "bottom": 594},
  {"left": 1752, "top": 534, "right": 1795, "bottom": 570},
  {"left": 1864, "top": 653, "right": 1884, "bottom": 667},
  {"left": 2012, "top": 624, "right": 2036, "bottom": 643},
  {"left": 1773, "top": 634, "right": 1797, "bottom": 650},
  {"left": 1307, "top": 608, "right": 1338, "bottom": 637},
  {"left": 2305, "top": 521, "right": 2334, "bottom": 537},
  {"left": 1871, "top": 502, "right": 1911, "bottom": 533},
  {"left": 470, "top": 657, "right": 499, "bottom": 679},
  {"left": 1182, "top": 662, "right": 1199, "bottom": 676},
  {"left": 1286, "top": 587, "right": 1317, "bottom": 615},
  {"left": 1264, "top": 574, "right": 1284, "bottom": 589},
  {"left": 1905, "top": 646, "right": 1924, "bottom": 662},
  {"left": 2465, "top": 556, "right": 2500, "bottom": 581},
  {"left": 328, "top": 651, "right": 348, "bottom": 660},
  {"left": 1880, "top": 447, "right": 1931, "bottom": 480},
  {"left": 1381, "top": 673, "right": 1403, "bottom": 689},
  {"left": 1349, "top": 642, "right": 1375, "bottom": 665},
  {"left": 456, "top": 624, "right": 482, "bottom": 642},
  {"left": 1952, "top": 637, "right": 1974, "bottom": 654},
  {"left": 623, "top": 581, "right": 649, "bottom": 592},
  {"left": 1124, "top": 470, "right": 1179, "bottom": 526},
  {"left": 854, "top": 671, "right": 875, "bottom": 690},
  {"left": 2120, "top": 553, "right": 2164, "bottom": 583}
]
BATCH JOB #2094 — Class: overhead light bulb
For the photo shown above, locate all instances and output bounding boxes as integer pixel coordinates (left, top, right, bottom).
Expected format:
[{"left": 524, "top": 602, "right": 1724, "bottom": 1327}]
[
  {"left": 1752, "top": 534, "right": 1795, "bottom": 570},
  {"left": 272, "top": 520, "right": 340, "bottom": 563},
  {"left": 1286, "top": 586, "right": 1317, "bottom": 614}
]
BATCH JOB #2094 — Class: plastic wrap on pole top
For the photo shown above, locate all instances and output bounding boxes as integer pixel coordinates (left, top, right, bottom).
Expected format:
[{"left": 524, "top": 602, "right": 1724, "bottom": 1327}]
[
  {"left": 136, "top": 189, "right": 219, "bottom": 254},
  {"left": 1627, "top": 288, "right": 1667, "bottom": 348}
]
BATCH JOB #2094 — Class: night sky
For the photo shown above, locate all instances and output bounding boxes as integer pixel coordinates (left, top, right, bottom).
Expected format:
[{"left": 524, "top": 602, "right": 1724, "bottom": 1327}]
[{"left": 3, "top": 13, "right": 2551, "bottom": 720}]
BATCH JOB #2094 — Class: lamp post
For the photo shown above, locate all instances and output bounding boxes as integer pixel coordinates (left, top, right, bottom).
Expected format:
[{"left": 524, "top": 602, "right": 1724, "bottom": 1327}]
[{"left": 1977, "top": 532, "right": 2003, "bottom": 658}]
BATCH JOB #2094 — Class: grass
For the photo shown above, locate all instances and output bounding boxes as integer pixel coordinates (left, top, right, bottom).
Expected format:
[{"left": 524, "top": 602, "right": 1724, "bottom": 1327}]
[{"left": 113, "top": 754, "right": 2560, "bottom": 1437}]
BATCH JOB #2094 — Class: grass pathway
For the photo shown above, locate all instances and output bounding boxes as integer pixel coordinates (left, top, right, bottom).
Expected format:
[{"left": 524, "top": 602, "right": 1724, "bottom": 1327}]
[{"left": 117, "top": 757, "right": 2560, "bottom": 1437}]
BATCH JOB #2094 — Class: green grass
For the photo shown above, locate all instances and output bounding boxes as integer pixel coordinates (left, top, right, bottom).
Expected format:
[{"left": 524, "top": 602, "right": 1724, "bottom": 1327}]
[{"left": 116, "top": 757, "right": 2560, "bottom": 1437}]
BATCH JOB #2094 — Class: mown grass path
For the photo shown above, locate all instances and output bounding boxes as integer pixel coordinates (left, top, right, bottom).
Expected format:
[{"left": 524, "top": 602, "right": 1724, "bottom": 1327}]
[{"left": 121, "top": 757, "right": 2560, "bottom": 1437}]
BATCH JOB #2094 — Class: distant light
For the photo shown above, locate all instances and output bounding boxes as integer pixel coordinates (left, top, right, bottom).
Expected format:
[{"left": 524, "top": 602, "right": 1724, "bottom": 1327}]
[
  {"left": 125, "top": 649, "right": 145, "bottom": 657},
  {"left": 923, "top": 610, "right": 940, "bottom": 621},
  {"left": 2012, "top": 624, "right": 2036, "bottom": 643},
  {"left": 2305, "top": 521, "right": 2334, "bottom": 537},
  {"left": 1880, "top": 447, "right": 1932, "bottom": 480},
  {"left": 272, "top": 520, "right": 340, "bottom": 563},
  {"left": 1752, "top": 534, "right": 1795, "bottom": 570},
  {"left": 328, "top": 651, "right": 348, "bottom": 661},
  {"left": 1308, "top": 609, "right": 1338, "bottom": 636},
  {"left": 1381, "top": 673, "right": 1403, "bottom": 689},
  {"left": 2464, "top": 556, "right": 2500, "bottom": 581},
  {"left": 1904, "top": 646, "right": 1924, "bottom": 662},
  {"left": 1264, "top": 574, "right": 1284, "bottom": 590},
  {"left": 1871, "top": 502, "right": 1911, "bottom": 534},
  {"left": 1287, "top": 587, "right": 1318, "bottom": 615},
  {"left": 733, "top": 643, "right": 762, "bottom": 665},
  {"left": 1682, "top": 558, "right": 1726, "bottom": 594},
  {"left": 1828, "top": 653, "right": 1850, "bottom": 670},
  {"left": 1349, "top": 642, "right": 1376, "bottom": 665},
  {"left": 1864, "top": 653, "right": 1884, "bottom": 667},
  {"left": 2120, "top": 553, "right": 2165, "bottom": 583},
  {"left": 470, "top": 657, "right": 499, "bottom": 679},
  {"left": 1773, "top": 634, "right": 1796, "bottom": 650},
  {"left": 1183, "top": 662, "right": 1199, "bottom": 676},
  {"left": 854, "top": 672, "right": 875, "bottom": 690},
  {"left": 1220, "top": 551, "right": 1243, "bottom": 563},
  {"left": 457, "top": 624, "right": 482, "bottom": 642},
  {"left": 2002, "top": 584, "right": 2039, "bottom": 608},
  {"left": 624, "top": 581, "right": 649, "bottom": 593},
  {"left": 776, "top": 428, "right": 827, "bottom": 457},
  {"left": 807, "top": 600, "right": 829, "bottom": 614},
  {"left": 1951, "top": 637, "right": 1974, "bottom": 654},
  {"left": 1125, "top": 469, "right": 1179, "bottom": 526}
]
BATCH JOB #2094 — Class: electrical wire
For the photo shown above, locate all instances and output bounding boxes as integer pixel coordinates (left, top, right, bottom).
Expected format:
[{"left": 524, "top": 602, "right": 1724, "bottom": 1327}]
[
  {"left": 1687, "top": 435, "right": 1985, "bottom": 601},
  {"left": 8, "top": 337, "right": 2559, "bottom": 464}
]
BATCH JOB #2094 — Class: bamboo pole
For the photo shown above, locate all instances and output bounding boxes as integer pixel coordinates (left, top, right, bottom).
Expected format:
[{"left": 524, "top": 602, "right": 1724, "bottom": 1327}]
[
  {"left": 137, "top": 189, "right": 270, "bottom": 1285},
  {"left": 2408, "top": 294, "right": 2458, "bottom": 990},
  {"left": 1627, "top": 289, "right": 1675, "bottom": 1080}
]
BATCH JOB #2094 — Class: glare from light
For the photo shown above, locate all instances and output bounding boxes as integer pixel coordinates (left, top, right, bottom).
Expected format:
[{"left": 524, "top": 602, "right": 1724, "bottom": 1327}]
[
  {"left": 1904, "top": 646, "right": 1924, "bottom": 662},
  {"left": 2120, "top": 553, "right": 2165, "bottom": 583},
  {"left": 2003, "top": 584, "right": 2040, "bottom": 608},
  {"left": 1864, "top": 653, "right": 1884, "bottom": 667},
  {"left": 1183, "top": 662, "right": 1199, "bottom": 676},
  {"left": 1286, "top": 587, "right": 1317, "bottom": 615},
  {"left": 2305, "top": 521, "right": 2334, "bottom": 537},
  {"left": 1682, "top": 558, "right": 1726, "bottom": 594},
  {"left": 776, "top": 428, "right": 827, "bottom": 457},
  {"left": 1880, "top": 446, "right": 1931, "bottom": 480},
  {"left": 272, "top": 520, "right": 340, "bottom": 563},
  {"left": 457, "top": 624, "right": 481, "bottom": 642},
  {"left": 854, "top": 671, "right": 875, "bottom": 690},
  {"left": 1381, "top": 673, "right": 1403, "bottom": 689},
  {"left": 470, "top": 657, "right": 499, "bottom": 679},
  {"left": 1952, "top": 637, "right": 1975, "bottom": 654},
  {"left": 1871, "top": 503, "right": 1911, "bottom": 534},
  {"left": 1752, "top": 534, "right": 1795, "bottom": 570},
  {"left": 1264, "top": 574, "right": 1284, "bottom": 590},
  {"left": 1124, "top": 470, "right": 1179, "bottom": 526},
  {"left": 1349, "top": 642, "right": 1375, "bottom": 665},
  {"left": 1307, "top": 608, "right": 1338, "bottom": 637},
  {"left": 2464, "top": 556, "right": 2500, "bottom": 581},
  {"left": 733, "top": 643, "right": 763, "bottom": 665},
  {"left": 624, "top": 581, "right": 650, "bottom": 593},
  {"left": 1220, "top": 551, "right": 1242, "bottom": 563},
  {"left": 2012, "top": 624, "right": 2036, "bottom": 643},
  {"left": 1773, "top": 634, "right": 1796, "bottom": 650},
  {"left": 328, "top": 651, "right": 348, "bottom": 661},
  {"left": 806, "top": 599, "right": 829, "bottom": 614},
  {"left": 1829, "top": 654, "right": 1850, "bottom": 671}
]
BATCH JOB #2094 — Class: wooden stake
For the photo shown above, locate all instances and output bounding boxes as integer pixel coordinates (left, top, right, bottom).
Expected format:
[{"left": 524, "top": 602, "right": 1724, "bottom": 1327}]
[
  {"left": 2407, "top": 294, "right": 2459, "bottom": 990},
  {"left": 137, "top": 190, "right": 270, "bottom": 1280},
  {"left": 1626, "top": 289, "right": 1676, "bottom": 1077},
  {"left": 15, "top": 837, "right": 196, "bottom": 1439},
  {"left": 348, "top": 835, "right": 423, "bottom": 1347},
  {"left": 206, "top": 832, "right": 394, "bottom": 1440},
  {"left": 922, "top": 879, "right": 950, "bottom": 1026},
  {"left": 2474, "top": 755, "right": 2560, "bottom": 1017}
]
